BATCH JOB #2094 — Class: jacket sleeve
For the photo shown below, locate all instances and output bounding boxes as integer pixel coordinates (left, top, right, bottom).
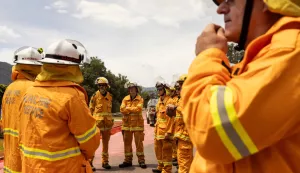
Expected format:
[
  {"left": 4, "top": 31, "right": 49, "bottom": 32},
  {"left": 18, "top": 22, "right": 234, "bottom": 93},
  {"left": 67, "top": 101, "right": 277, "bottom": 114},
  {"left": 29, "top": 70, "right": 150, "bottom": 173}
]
[
  {"left": 68, "top": 95, "right": 100, "bottom": 160},
  {"left": 166, "top": 99, "right": 176, "bottom": 135},
  {"left": 120, "top": 98, "right": 130, "bottom": 114},
  {"left": 89, "top": 93, "right": 96, "bottom": 114},
  {"left": 182, "top": 46, "right": 300, "bottom": 164},
  {"left": 127, "top": 98, "right": 144, "bottom": 113}
]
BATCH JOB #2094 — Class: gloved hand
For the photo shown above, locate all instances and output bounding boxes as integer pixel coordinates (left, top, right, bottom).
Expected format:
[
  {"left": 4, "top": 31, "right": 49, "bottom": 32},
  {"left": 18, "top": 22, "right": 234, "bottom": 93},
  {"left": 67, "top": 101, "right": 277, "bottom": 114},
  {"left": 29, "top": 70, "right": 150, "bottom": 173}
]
[
  {"left": 165, "top": 133, "right": 173, "bottom": 140},
  {"left": 166, "top": 104, "right": 176, "bottom": 118}
]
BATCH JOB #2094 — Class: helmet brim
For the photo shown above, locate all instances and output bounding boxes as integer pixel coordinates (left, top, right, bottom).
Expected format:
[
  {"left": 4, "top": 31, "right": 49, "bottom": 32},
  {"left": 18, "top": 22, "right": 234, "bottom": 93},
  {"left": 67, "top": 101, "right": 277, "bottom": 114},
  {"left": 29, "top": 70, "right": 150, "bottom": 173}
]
[
  {"left": 213, "top": 0, "right": 223, "bottom": 5},
  {"left": 38, "top": 58, "right": 79, "bottom": 65},
  {"left": 14, "top": 60, "right": 42, "bottom": 66}
]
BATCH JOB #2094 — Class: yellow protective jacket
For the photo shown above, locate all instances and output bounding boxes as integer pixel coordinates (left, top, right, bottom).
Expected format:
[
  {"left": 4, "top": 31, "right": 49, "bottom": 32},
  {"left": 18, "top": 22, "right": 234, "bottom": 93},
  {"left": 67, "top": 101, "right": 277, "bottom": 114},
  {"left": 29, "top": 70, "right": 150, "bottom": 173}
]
[
  {"left": 182, "top": 17, "right": 300, "bottom": 173},
  {"left": 19, "top": 81, "right": 100, "bottom": 173},
  {"left": 120, "top": 95, "right": 144, "bottom": 131},
  {"left": 155, "top": 95, "right": 175, "bottom": 140},
  {"left": 89, "top": 91, "right": 113, "bottom": 131},
  {"left": 2, "top": 72, "right": 34, "bottom": 173},
  {"left": 173, "top": 97, "right": 190, "bottom": 142}
]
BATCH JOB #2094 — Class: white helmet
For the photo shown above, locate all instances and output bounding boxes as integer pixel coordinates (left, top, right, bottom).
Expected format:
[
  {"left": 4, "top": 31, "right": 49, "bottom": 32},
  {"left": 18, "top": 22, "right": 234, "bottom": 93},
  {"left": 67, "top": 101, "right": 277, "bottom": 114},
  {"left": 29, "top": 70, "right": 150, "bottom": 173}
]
[
  {"left": 13, "top": 46, "right": 43, "bottom": 65},
  {"left": 95, "top": 77, "right": 109, "bottom": 85},
  {"left": 40, "top": 39, "right": 90, "bottom": 65}
]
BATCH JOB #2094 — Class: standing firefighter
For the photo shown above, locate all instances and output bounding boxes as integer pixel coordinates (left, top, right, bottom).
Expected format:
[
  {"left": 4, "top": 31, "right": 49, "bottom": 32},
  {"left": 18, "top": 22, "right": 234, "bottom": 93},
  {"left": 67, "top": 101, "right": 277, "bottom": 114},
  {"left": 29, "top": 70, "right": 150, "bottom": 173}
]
[
  {"left": 153, "top": 82, "right": 175, "bottom": 173},
  {"left": 182, "top": 0, "right": 300, "bottom": 172},
  {"left": 19, "top": 39, "right": 100, "bottom": 173},
  {"left": 2, "top": 46, "right": 43, "bottom": 173},
  {"left": 119, "top": 82, "right": 147, "bottom": 169},
  {"left": 89, "top": 77, "right": 113, "bottom": 170},
  {"left": 167, "top": 74, "right": 193, "bottom": 173},
  {"left": 168, "top": 84, "right": 179, "bottom": 167}
]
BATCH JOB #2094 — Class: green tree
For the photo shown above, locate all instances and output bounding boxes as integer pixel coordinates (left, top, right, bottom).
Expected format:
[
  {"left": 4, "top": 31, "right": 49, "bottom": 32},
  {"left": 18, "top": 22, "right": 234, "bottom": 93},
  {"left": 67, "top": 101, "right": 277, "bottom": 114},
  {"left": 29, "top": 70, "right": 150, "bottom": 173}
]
[
  {"left": 80, "top": 57, "right": 129, "bottom": 113},
  {"left": 140, "top": 90, "right": 150, "bottom": 108},
  {"left": 227, "top": 43, "right": 245, "bottom": 64}
]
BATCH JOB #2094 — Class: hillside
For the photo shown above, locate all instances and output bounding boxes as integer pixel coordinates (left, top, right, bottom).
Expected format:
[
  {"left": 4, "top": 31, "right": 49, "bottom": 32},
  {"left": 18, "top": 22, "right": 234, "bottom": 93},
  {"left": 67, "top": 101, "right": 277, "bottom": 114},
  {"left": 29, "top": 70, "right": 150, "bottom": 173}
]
[
  {"left": 0, "top": 62, "right": 12, "bottom": 85},
  {"left": 142, "top": 87, "right": 156, "bottom": 92}
]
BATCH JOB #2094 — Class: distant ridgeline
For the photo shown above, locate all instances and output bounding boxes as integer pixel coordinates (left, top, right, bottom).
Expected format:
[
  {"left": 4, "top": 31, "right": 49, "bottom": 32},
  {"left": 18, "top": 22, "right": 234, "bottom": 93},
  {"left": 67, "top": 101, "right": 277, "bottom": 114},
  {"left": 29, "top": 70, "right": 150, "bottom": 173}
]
[{"left": 0, "top": 62, "right": 12, "bottom": 85}]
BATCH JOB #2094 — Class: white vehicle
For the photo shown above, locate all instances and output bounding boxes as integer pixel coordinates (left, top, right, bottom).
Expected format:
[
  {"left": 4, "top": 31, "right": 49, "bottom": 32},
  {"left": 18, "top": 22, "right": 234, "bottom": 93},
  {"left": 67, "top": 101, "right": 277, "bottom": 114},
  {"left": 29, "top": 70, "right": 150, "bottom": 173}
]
[{"left": 146, "top": 98, "right": 158, "bottom": 127}]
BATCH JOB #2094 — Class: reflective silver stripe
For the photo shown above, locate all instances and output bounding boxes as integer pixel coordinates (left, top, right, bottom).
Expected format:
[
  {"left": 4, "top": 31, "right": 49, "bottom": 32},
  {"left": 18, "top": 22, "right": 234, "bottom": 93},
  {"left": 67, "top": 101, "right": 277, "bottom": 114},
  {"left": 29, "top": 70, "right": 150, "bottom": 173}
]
[
  {"left": 136, "top": 152, "right": 144, "bottom": 156},
  {"left": 75, "top": 124, "right": 97, "bottom": 144},
  {"left": 20, "top": 146, "right": 81, "bottom": 161},
  {"left": 3, "top": 128, "right": 19, "bottom": 137},
  {"left": 125, "top": 152, "right": 133, "bottom": 156},
  {"left": 4, "top": 166, "right": 21, "bottom": 173},
  {"left": 217, "top": 86, "right": 250, "bottom": 157}
]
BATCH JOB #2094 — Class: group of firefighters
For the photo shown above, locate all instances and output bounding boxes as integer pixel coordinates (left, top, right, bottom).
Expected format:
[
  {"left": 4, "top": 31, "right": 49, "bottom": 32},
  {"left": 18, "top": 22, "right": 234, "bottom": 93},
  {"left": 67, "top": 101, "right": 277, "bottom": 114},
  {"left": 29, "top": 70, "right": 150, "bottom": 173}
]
[
  {"left": 1, "top": 0, "right": 300, "bottom": 172},
  {"left": 1, "top": 39, "right": 193, "bottom": 173},
  {"left": 86, "top": 72, "right": 193, "bottom": 173}
]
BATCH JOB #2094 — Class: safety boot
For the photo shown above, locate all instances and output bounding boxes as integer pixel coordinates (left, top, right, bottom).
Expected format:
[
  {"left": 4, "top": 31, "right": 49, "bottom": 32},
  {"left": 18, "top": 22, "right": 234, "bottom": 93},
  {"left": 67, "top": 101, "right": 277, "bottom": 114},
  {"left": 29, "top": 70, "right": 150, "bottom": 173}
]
[
  {"left": 102, "top": 163, "right": 111, "bottom": 169},
  {"left": 152, "top": 168, "right": 162, "bottom": 173},
  {"left": 119, "top": 162, "right": 132, "bottom": 168},
  {"left": 90, "top": 162, "right": 96, "bottom": 172},
  {"left": 139, "top": 162, "right": 147, "bottom": 169},
  {"left": 172, "top": 158, "right": 178, "bottom": 166}
]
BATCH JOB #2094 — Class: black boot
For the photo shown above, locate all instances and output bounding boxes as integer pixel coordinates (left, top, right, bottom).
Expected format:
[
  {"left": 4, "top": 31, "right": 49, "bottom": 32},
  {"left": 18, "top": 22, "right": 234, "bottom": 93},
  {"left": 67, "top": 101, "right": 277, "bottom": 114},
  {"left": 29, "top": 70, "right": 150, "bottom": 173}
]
[
  {"left": 102, "top": 163, "right": 111, "bottom": 169},
  {"left": 119, "top": 162, "right": 132, "bottom": 168},
  {"left": 89, "top": 161, "right": 96, "bottom": 172},
  {"left": 139, "top": 162, "right": 147, "bottom": 169},
  {"left": 152, "top": 168, "right": 162, "bottom": 173},
  {"left": 172, "top": 158, "right": 178, "bottom": 166}
]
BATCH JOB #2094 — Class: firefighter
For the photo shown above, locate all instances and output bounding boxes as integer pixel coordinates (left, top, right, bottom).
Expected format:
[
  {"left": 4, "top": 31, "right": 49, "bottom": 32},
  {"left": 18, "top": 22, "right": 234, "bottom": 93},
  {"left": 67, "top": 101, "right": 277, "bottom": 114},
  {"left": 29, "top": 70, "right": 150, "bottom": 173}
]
[
  {"left": 167, "top": 75, "right": 193, "bottom": 173},
  {"left": 182, "top": 0, "right": 300, "bottom": 172},
  {"left": 153, "top": 82, "right": 176, "bottom": 173},
  {"left": 169, "top": 85, "right": 179, "bottom": 167},
  {"left": 119, "top": 82, "right": 147, "bottom": 169},
  {"left": 18, "top": 39, "right": 100, "bottom": 173},
  {"left": 2, "top": 46, "right": 43, "bottom": 173},
  {"left": 89, "top": 77, "right": 113, "bottom": 170}
]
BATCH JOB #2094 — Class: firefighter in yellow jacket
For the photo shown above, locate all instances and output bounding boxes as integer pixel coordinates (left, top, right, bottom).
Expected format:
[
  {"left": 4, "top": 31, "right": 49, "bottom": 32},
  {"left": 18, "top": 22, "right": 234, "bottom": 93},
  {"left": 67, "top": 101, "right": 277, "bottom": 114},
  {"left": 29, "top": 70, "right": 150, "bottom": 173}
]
[
  {"left": 153, "top": 82, "right": 175, "bottom": 173},
  {"left": 119, "top": 82, "right": 147, "bottom": 169},
  {"left": 89, "top": 77, "right": 113, "bottom": 170},
  {"left": 2, "top": 46, "right": 43, "bottom": 173},
  {"left": 167, "top": 74, "right": 193, "bottom": 173},
  {"left": 182, "top": 0, "right": 300, "bottom": 173},
  {"left": 19, "top": 39, "right": 100, "bottom": 173},
  {"left": 168, "top": 85, "right": 179, "bottom": 167}
]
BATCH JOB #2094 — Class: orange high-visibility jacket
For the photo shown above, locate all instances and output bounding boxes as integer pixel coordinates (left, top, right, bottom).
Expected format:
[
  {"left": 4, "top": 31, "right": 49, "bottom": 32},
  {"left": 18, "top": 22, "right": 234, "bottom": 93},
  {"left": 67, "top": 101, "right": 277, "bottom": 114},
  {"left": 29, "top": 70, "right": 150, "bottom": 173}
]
[
  {"left": 19, "top": 81, "right": 100, "bottom": 173},
  {"left": 182, "top": 17, "right": 300, "bottom": 173},
  {"left": 155, "top": 95, "right": 175, "bottom": 140},
  {"left": 173, "top": 98, "right": 190, "bottom": 142},
  {"left": 2, "top": 74, "right": 33, "bottom": 173},
  {"left": 89, "top": 91, "right": 113, "bottom": 131},
  {"left": 120, "top": 95, "right": 144, "bottom": 131}
]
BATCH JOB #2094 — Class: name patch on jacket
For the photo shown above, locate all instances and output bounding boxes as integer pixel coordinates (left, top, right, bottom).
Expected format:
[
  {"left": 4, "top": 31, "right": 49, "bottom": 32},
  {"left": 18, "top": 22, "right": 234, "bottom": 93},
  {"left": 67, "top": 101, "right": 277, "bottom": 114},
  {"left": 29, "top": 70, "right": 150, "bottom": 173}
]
[
  {"left": 4, "top": 89, "right": 21, "bottom": 105},
  {"left": 22, "top": 95, "right": 52, "bottom": 118}
]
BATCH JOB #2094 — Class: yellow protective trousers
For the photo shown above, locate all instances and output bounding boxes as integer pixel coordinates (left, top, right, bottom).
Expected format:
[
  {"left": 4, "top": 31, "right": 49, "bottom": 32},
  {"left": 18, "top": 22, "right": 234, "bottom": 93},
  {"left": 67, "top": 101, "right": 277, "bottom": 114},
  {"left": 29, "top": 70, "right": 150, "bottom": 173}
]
[
  {"left": 101, "top": 130, "right": 111, "bottom": 164},
  {"left": 177, "top": 139, "right": 193, "bottom": 173},
  {"left": 172, "top": 139, "right": 177, "bottom": 160},
  {"left": 123, "top": 130, "right": 145, "bottom": 163},
  {"left": 154, "top": 139, "right": 173, "bottom": 173}
]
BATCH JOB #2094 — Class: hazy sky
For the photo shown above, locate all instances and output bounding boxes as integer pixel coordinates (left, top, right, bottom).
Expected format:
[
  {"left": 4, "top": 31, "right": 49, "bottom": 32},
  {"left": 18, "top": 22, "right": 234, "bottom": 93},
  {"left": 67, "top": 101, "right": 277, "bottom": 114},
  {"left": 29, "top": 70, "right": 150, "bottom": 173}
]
[{"left": 0, "top": 0, "right": 223, "bottom": 87}]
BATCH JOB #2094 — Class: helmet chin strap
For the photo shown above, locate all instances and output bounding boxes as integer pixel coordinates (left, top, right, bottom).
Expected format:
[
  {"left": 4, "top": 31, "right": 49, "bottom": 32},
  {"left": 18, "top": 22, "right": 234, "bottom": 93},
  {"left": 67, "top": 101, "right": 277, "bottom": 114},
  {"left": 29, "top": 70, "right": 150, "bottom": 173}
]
[{"left": 235, "top": 0, "right": 254, "bottom": 52}]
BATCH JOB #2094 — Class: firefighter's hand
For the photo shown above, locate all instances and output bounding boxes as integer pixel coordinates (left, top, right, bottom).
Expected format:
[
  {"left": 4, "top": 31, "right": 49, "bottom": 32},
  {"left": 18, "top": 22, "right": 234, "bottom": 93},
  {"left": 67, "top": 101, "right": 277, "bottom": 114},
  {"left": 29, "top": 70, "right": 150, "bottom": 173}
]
[
  {"left": 165, "top": 133, "right": 173, "bottom": 140},
  {"left": 166, "top": 104, "right": 176, "bottom": 118},
  {"left": 195, "top": 24, "right": 228, "bottom": 56},
  {"left": 125, "top": 107, "right": 132, "bottom": 112}
]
